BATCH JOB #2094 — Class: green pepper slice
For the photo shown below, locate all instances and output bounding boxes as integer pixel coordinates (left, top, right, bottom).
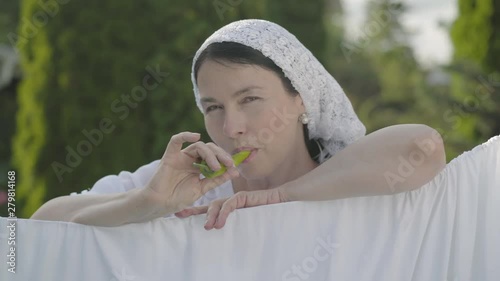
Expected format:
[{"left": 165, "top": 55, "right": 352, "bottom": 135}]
[{"left": 192, "top": 150, "right": 252, "bottom": 178}]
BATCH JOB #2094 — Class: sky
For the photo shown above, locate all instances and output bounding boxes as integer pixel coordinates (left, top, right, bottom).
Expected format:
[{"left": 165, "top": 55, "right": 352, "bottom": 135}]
[{"left": 341, "top": 0, "right": 458, "bottom": 67}]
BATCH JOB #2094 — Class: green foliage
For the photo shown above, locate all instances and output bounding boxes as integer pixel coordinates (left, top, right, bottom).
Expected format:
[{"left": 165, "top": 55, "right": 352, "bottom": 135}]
[
  {"left": 330, "top": 0, "right": 499, "bottom": 161},
  {"left": 0, "top": 0, "right": 19, "bottom": 45},
  {"left": 448, "top": 0, "right": 500, "bottom": 158},
  {"left": 451, "top": 0, "right": 494, "bottom": 70},
  {"left": 266, "top": 0, "right": 327, "bottom": 63},
  {"left": 344, "top": 1, "right": 426, "bottom": 131}
]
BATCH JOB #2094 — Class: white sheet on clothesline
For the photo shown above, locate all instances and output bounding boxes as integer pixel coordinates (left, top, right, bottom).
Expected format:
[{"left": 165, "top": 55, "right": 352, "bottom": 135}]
[{"left": 1, "top": 135, "right": 499, "bottom": 281}]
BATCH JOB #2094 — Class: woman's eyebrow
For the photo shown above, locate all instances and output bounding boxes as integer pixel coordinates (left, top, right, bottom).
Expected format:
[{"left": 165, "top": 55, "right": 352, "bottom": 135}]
[{"left": 200, "top": 86, "right": 262, "bottom": 104}]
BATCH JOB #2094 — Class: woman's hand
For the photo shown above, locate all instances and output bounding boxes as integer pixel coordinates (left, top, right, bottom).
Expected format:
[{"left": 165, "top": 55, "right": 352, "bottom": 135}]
[
  {"left": 141, "top": 132, "right": 240, "bottom": 218},
  {"left": 174, "top": 188, "right": 286, "bottom": 230}
]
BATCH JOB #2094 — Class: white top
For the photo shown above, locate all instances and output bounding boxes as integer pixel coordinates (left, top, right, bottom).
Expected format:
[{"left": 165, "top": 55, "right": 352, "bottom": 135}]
[{"left": 70, "top": 160, "right": 235, "bottom": 218}]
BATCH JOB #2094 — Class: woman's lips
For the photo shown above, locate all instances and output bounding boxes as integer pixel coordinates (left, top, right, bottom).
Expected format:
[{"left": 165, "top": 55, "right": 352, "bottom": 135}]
[
  {"left": 242, "top": 149, "right": 258, "bottom": 164},
  {"left": 233, "top": 146, "right": 257, "bottom": 154}
]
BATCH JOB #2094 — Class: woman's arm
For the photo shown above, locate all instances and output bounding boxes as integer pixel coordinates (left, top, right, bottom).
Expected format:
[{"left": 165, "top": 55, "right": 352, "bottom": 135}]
[
  {"left": 30, "top": 188, "right": 173, "bottom": 226},
  {"left": 280, "top": 124, "right": 446, "bottom": 201}
]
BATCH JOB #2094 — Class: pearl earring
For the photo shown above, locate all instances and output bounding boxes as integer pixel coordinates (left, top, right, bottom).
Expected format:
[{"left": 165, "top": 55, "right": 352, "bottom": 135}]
[{"left": 299, "top": 113, "right": 309, "bottom": 124}]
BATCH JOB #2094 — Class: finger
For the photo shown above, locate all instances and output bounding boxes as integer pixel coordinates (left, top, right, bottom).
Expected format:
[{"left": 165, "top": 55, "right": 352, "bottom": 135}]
[
  {"left": 214, "top": 196, "right": 240, "bottom": 229},
  {"left": 163, "top": 132, "right": 200, "bottom": 159},
  {"left": 188, "top": 142, "right": 221, "bottom": 171},
  {"left": 174, "top": 210, "right": 190, "bottom": 218},
  {"left": 199, "top": 166, "right": 239, "bottom": 194},
  {"left": 205, "top": 202, "right": 223, "bottom": 230},
  {"left": 206, "top": 142, "right": 234, "bottom": 168},
  {"left": 175, "top": 206, "right": 209, "bottom": 218}
]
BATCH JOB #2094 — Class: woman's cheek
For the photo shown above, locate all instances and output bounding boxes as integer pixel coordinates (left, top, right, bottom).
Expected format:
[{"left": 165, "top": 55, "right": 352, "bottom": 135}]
[{"left": 204, "top": 117, "right": 223, "bottom": 139}]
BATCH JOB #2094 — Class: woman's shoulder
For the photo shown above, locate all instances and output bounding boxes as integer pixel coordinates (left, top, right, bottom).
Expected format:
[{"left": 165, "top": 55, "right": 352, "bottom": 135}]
[{"left": 71, "top": 159, "right": 161, "bottom": 196}]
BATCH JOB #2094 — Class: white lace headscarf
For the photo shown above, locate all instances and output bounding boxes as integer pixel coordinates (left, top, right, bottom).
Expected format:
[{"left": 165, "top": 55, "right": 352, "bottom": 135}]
[{"left": 191, "top": 19, "right": 366, "bottom": 163}]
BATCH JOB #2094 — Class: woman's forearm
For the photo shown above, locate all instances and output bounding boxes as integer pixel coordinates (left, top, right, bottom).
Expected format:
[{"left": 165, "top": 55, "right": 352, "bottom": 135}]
[
  {"left": 31, "top": 188, "right": 172, "bottom": 226},
  {"left": 281, "top": 124, "right": 446, "bottom": 202}
]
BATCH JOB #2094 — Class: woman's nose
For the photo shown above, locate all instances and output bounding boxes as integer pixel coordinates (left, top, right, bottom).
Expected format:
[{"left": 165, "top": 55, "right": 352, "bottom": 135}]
[{"left": 223, "top": 111, "right": 246, "bottom": 138}]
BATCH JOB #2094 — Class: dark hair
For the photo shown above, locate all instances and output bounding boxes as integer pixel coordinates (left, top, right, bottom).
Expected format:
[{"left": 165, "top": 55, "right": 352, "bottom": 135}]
[{"left": 194, "top": 42, "right": 325, "bottom": 163}]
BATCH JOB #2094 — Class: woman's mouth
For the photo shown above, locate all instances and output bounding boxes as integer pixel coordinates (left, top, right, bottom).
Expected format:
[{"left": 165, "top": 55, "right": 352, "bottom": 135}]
[{"left": 242, "top": 149, "right": 258, "bottom": 164}]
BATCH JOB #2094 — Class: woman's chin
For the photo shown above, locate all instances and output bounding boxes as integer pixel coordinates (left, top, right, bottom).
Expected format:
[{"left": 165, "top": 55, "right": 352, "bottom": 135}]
[{"left": 237, "top": 165, "right": 270, "bottom": 180}]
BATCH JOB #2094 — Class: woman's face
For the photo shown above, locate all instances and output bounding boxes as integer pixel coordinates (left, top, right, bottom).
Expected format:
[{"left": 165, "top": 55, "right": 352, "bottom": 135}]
[{"left": 197, "top": 59, "right": 306, "bottom": 179}]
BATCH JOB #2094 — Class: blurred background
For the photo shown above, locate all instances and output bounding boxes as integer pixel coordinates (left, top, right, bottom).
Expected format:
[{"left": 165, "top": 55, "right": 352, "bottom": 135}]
[{"left": 0, "top": 0, "right": 498, "bottom": 218}]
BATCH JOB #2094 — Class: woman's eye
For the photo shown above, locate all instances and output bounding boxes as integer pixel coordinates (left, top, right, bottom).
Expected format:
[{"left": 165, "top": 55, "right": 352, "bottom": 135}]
[
  {"left": 205, "top": 105, "right": 220, "bottom": 113},
  {"left": 242, "top": 96, "right": 260, "bottom": 103},
  {"left": 205, "top": 97, "right": 259, "bottom": 113}
]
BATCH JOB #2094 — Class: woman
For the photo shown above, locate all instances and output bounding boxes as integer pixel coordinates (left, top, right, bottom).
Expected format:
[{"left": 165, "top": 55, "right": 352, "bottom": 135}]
[{"left": 31, "top": 19, "right": 446, "bottom": 228}]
